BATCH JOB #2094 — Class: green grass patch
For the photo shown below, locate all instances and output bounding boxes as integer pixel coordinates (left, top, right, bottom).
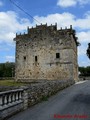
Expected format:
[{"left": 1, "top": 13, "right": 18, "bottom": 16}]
[
  {"left": 0, "top": 80, "right": 26, "bottom": 86},
  {"left": 41, "top": 96, "right": 48, "bottom": 101}
]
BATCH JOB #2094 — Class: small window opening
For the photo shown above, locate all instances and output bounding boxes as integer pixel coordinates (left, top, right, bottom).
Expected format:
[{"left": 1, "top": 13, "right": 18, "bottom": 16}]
[
  {"left": 50, "top": 63, "right": 52, "bottom": 66},
  {"left": 35, "top": 56, "right": 37, "bottom": 62},
  {"left": 34, "top": 36, "right": 36, "bottom": 38},
  {"left": 56, "top": 53, "right": 60, "bottom": 59},
  {"left": 24, "top": 56, "right": 26, "bottom": 60}
]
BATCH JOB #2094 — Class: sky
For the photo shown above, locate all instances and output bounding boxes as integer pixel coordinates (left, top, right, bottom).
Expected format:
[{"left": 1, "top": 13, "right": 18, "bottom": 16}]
[{"left": 0, "top": 0, "right": 90, "bottom": 67}]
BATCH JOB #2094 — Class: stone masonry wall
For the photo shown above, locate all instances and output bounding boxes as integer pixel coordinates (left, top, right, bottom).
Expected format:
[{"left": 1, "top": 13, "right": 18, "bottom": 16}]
[
  {"left": 14, "top": 24, "right": 78, "bottom": 82},
  {"left": 26, "top": 80, "right": 75, "bottom": 106}
]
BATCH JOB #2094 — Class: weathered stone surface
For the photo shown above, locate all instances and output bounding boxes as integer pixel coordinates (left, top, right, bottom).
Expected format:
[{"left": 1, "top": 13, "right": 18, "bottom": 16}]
[
  {"left": 26, "top": 80, "right": 75, "bottom": 106},
  {"left": 0, "top": 102, "right": 23, "bottom": 120},
  {"left": 14, "top": 24, "right": 78, "bottom": 82}
]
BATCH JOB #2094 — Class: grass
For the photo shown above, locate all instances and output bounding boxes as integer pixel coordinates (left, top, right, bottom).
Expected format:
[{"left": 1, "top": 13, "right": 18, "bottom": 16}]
[
  {"left": 0, "top": 80, "right": 26, "bottom": 86},
  {"left": 41, "top": 96, "right": 48, "bottom": 101}
]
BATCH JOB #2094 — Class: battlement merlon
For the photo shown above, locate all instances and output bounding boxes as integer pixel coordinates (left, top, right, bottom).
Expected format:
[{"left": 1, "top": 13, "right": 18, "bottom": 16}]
[
  {"left": 13, "top": 23, "right": 57, "bottom": 41},
  {"left": 27, "top": 23, "right": 57, "bottom": 34},
  {"left": 13, "top": 24, "right": 79, "bottom": 46}
]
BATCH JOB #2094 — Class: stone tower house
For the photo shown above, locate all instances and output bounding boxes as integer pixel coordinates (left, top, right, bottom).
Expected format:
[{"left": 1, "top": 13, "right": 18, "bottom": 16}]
[{"left": 14, "top": 23, "right": 78, "bottom": 82}]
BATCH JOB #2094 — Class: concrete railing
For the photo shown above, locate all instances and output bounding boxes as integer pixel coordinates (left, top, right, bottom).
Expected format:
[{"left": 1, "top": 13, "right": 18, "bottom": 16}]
[
  {"left": 0, "top": 89, "right": 23, "bottom": 108},
  {"left": 0, "top": 89, "right": 28, "bottom": 120}
]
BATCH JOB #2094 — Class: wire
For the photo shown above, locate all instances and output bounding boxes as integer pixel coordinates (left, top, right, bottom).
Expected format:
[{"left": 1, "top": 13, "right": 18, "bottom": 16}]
[{"left": 9, "top": 0, "right": 41, "bottom": 24}]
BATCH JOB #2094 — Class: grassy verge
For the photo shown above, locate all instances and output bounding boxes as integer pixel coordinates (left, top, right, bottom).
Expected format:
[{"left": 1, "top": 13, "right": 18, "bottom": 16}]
[{"left": 0, "top": 80, "right": 26, "bottom": 86}]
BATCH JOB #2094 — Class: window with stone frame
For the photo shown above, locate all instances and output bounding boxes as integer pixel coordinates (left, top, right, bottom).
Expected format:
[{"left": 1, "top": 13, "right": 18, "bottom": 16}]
[
  {"left": 23, "top": 56, "right": 26, "bottom": 61},
  {"left": 35, "top": 56, "right": 37, "bottom": 62},
  {"left": 56, "top": 53, "right": 60, "bottom": 59}
]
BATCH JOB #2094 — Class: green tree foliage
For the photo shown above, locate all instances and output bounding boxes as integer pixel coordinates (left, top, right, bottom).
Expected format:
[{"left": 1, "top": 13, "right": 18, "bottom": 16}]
[
  {"left": 0, "top": 62, "right": 15, "bottom": 78},
  {"left": 87, "top": 43, "right": 90, "bottom": 59},
  {"left": 79, "top": 66, "right": 90, "bottom": 76}
]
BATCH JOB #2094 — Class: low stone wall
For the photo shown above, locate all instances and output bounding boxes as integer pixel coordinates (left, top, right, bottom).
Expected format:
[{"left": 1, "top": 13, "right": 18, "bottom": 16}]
[
  {"left": 0, "top": 80, "right": 74, "bottom": 120},
  {"left": 26, "top": 80, "right": 74, "bottom": 106},
  {"left": 79, "top": 76, "right": 90, "bottom": 81}
]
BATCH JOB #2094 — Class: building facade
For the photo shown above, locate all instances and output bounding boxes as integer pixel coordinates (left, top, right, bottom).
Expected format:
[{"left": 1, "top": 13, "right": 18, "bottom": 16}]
[{"left": 14, "top": 23, "right": 78, "bottom": 82}]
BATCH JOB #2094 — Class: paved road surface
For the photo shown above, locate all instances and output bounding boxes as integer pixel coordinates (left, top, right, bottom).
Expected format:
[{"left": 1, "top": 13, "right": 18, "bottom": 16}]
[{"left": 8, "top": 80, "right": 90, "bottom": 120}]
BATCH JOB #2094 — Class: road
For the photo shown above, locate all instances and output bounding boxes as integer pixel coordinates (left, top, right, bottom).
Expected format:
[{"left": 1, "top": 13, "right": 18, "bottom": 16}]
[{"left": 8, "top": 80, "right": 90, "bottom": 120}]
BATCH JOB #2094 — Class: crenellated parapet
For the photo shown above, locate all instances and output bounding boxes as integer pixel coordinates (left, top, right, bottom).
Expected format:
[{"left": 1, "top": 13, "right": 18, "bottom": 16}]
[{"left": 14, "top": 23, "right": 79, "bottom": 46}]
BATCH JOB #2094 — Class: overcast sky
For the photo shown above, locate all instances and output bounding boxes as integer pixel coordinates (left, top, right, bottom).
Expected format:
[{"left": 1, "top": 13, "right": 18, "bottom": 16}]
[{"left": 0, "top": 0, "right": 90, "bottom": 66}]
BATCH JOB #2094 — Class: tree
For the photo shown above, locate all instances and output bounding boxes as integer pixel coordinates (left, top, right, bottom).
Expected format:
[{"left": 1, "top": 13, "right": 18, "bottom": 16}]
[
  {"left": 0, "top": 62, "right": 15, "bottom": 78},
  {"left": 79, "top": 66, "right": 90, "bottom": 76},
  {"left": 87, "top": 43, "right": 90, "bottom": 59}
]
